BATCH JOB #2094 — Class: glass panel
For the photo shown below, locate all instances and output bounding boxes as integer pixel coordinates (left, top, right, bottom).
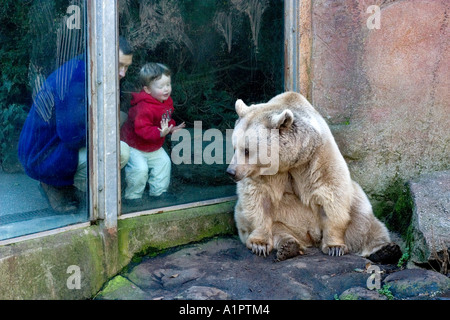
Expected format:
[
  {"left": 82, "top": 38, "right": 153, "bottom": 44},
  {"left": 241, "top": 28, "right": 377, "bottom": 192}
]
[
  {"left": 118, "top": 0, "right": 284, "bottom": 213},
  {"left": 0, "top": 0, "right": 89, "bottom": 241}
]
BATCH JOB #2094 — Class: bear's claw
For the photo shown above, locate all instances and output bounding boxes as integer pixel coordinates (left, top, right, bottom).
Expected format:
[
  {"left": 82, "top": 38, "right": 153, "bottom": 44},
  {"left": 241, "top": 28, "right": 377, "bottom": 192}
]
[
  {"left": 251, "top": 243, "right": 271, "bottom": 257},
  {"left": 247, "top": 234, "right": 273, "bottom": 257},
  {"left": 328, "top": 245, "right": 346, "bottom": 257}
]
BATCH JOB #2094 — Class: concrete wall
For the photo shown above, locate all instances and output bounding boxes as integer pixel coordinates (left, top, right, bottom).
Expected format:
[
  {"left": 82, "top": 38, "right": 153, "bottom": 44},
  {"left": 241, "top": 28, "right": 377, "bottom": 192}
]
[
  {"left": 0, "top": 201, "right": 236, "bottom": 299},
  {"left": 301, "top": 0, "right": 449, "bottom": 197}
]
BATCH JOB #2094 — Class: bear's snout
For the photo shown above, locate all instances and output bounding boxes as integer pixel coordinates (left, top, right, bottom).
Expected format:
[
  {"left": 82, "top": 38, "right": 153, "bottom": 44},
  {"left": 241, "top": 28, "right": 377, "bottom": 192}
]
[{"left": 226, "top": 166, "right": 237, "bottom": 180}]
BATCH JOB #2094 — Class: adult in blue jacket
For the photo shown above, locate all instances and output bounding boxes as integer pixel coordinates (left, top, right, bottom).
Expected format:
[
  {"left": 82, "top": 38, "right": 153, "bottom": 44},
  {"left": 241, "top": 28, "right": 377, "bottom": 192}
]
[{"left": 18, "top": 37, "right": 133, "bottom": 213}]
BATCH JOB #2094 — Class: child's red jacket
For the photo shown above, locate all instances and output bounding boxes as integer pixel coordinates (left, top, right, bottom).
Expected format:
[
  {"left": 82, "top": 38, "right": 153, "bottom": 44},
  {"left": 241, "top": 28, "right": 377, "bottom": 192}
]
[{"left": 121, "top": 90, "right": 176, "bottom": 152}]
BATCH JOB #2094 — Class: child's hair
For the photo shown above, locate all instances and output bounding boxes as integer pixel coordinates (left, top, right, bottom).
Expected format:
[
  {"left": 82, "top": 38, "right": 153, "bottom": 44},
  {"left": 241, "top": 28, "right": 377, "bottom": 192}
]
[{"left": 139, "top": 62, "right": 171, "bottom": 88}]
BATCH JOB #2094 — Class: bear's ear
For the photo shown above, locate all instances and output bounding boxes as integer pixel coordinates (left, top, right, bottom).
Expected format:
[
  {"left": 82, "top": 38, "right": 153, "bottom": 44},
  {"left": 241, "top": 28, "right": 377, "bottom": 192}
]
[
  {"left": 235, "top": 99, "right": 249, "bottom": 117},
  {"left": 272, "top": 109, "right": 294, "bottom": 129}
]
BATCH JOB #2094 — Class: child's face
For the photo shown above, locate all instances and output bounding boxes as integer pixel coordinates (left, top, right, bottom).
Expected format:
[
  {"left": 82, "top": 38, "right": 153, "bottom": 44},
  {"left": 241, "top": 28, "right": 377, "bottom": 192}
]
[{"left": 145, "top": 75, "right": 172, "bottom": 102}]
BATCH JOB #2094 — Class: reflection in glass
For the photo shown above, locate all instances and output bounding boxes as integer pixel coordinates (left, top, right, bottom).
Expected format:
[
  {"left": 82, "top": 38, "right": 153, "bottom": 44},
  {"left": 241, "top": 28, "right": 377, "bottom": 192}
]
[
  {"left": 118, "top": 0, "right": 284, "bottom": 213},
  {"left": 0, "top": 0, "right": 88, "bottom": 241}
]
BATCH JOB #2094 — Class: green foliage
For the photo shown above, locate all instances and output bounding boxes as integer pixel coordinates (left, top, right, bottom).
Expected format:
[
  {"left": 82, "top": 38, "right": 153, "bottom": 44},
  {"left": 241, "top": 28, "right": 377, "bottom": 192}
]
[
  {"left": 373, "top": 179, "right": 414, "bottom": 239},
  {"left": 335, "top": 293, "right": 358, "bottom": 300},
  {"left": 171, "top": 69, "right": 237, "bottom": 129},
  {"left": 0, "top": 104, "right": 27, "bottom": 163},
  {"left": 378, "top": 284, "right": 394, "bottom": 300},
  {"left": 397, "top": 248, "right": 410, "bottom": 268},
  {"left": 0, "top": 0, "right": 33, "bottom": 108}
]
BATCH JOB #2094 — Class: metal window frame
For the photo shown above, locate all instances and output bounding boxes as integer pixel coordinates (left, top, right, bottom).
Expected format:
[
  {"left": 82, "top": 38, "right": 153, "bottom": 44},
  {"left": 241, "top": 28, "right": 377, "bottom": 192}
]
[
  {"left": 284, "top": 0, "right": 311, "bottom": 99},
  {"left": 87, "top": 0, "right": 120, "bottom": 229},
  {"left": 285, "top": 0, "right": 304, "bottom": 94},
  {"left": 284, "top": 0, "right": 300, "bottom": 92}
]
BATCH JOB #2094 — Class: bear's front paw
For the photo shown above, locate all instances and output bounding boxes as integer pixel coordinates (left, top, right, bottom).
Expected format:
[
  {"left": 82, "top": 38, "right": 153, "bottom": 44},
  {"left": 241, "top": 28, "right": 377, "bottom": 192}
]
[
  {"left": 247, "top": 236, "right": 273, "bottom": 257},
  {"left": 323, "top": 244, "right": 348, "bottom": 257}
]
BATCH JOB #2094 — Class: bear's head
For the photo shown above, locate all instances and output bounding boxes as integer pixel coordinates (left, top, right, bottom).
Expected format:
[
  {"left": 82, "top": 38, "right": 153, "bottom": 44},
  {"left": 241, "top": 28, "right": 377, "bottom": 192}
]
[{"left": 227, "top": 93, "right": 323, "bottom": 181}]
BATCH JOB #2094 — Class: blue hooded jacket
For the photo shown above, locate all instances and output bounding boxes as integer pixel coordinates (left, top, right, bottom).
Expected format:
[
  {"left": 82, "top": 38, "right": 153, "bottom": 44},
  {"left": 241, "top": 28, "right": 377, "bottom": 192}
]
[{"left": 18, "top": 55, "right": 87, "bottom": 187}]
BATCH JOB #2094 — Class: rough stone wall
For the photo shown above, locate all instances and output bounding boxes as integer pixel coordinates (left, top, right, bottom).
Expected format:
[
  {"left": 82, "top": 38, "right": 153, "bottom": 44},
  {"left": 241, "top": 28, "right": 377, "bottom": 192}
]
[{"left": 304, "top": 0, "right": 449, "bottom": 196}]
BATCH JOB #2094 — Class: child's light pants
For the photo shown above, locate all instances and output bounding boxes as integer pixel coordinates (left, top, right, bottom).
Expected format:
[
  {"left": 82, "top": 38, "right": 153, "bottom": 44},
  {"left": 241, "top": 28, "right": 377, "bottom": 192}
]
[{"left": 124, "top": 147, "right": 171, "bottom": 199}]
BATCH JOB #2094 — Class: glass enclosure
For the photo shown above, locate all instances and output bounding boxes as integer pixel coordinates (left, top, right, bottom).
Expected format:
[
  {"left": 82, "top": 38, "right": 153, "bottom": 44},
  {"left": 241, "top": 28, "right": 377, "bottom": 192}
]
[
  {"left": 0, "top": 0, "right": 285, "bottom": 240},
  {"left": 118, "top": 0, "right": 285, "bottom": 213},
  {"left": 0, "top": 0, "right": 89, "bottom": 240}
]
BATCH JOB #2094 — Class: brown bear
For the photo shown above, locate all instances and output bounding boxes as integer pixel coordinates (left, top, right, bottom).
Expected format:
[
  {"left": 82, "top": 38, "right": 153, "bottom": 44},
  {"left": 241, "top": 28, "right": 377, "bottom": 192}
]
[{"left": 227, "top": 92, "right": 401, "bottom": 262}]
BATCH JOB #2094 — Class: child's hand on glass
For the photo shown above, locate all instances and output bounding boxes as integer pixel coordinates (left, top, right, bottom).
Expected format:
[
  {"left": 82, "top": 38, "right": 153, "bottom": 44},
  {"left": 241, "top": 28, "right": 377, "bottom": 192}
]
[
  {"left": 170, "top": 122, "right": 186, "bottom": 134},
  {"left": 159, "top": 118, "right": 173, "bottom": 137}
]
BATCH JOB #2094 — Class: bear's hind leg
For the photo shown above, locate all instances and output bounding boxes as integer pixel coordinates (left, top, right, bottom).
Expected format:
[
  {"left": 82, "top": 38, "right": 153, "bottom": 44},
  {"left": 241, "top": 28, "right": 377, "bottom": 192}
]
[
  {"left": 368, "top": 243, "right": 402, "bottom": 264},
  {"left": 273, "top": 222, "right": 307, "bottom": 261},
  {"left": 276, "top": 239, "right": 303, "bottom": 261}
]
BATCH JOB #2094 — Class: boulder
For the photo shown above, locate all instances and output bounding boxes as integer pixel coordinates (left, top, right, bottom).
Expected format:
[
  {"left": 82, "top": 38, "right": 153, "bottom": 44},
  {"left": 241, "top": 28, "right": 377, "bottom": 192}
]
[
  {"left": 95, "top": 236, "right": 449, "bottom": 300},
  {"left": 339, "top": 286, "right": 388, "bottom": 300},
  {"left": 384, "top": 269, "right": 450, "bottom": 299},
  {"left": 408, "top": 171, "right": 450, "bottom": 271}
]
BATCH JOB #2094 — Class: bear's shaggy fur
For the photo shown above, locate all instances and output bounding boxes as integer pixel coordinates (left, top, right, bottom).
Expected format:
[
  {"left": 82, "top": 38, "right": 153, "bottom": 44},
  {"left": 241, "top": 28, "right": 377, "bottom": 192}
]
[{"left": 227, "top": 92, "right": 401, "bottom": 262}]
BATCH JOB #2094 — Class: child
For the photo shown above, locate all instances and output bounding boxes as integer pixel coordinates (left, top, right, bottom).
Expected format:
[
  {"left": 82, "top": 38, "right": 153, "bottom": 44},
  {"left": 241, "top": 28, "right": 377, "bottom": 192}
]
[{"left": 121, "top": 63, "right": 185, "bottom": 204}]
